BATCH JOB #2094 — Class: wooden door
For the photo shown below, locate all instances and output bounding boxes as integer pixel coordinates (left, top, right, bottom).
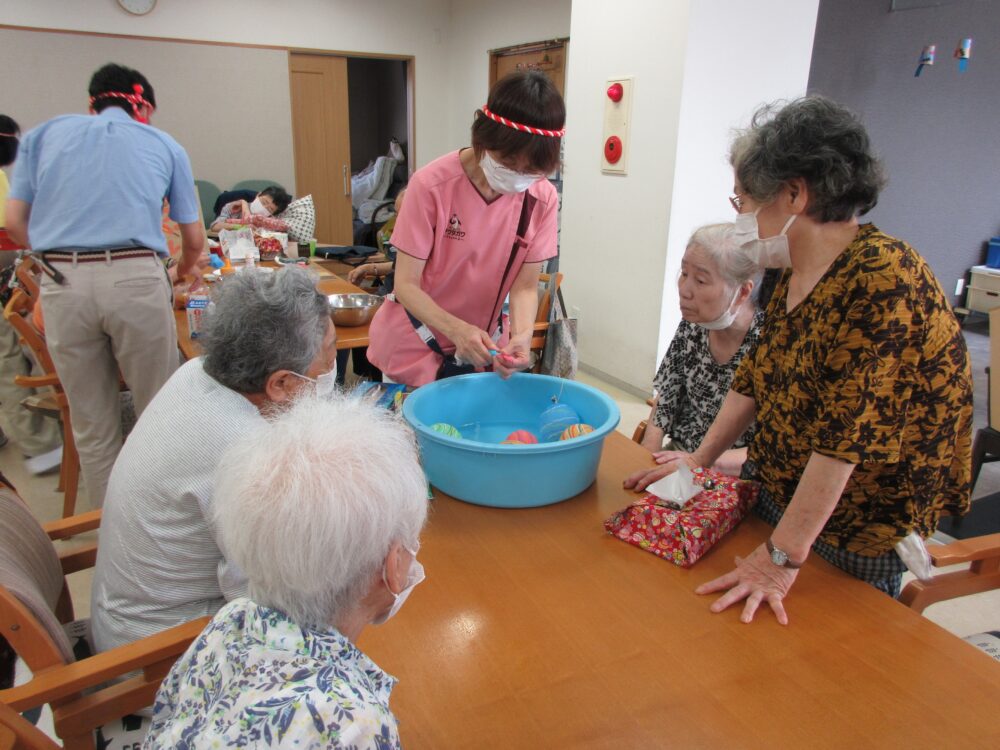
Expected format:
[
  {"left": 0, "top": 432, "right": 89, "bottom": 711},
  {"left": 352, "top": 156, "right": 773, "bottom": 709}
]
[
  {"left": 489, "top": 40, "right": 568, "bottom": 96},
  {"left": 289, "top": 53, "right": 352, "bottom": 244}
]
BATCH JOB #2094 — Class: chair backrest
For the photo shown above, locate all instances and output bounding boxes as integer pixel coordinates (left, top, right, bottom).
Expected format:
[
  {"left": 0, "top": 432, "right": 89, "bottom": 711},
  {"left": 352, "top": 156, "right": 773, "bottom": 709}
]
[
  {"left": 13, "top": 257, "right": 40, "bottom": 302},
  {"left": 0, "top": 702, "right": 59, "bottom": 750},
  {"left": 0, "top": 484, "right": 76, "bottom": 675},
  {"left": 230, "top": 179, "right": 285, "bottom": 194},
  {"left": 194, "top": 180, "right": 222, "bottom": 229},
  {"left": 3, "top": 289, "right": 57, "bottom": 383}
]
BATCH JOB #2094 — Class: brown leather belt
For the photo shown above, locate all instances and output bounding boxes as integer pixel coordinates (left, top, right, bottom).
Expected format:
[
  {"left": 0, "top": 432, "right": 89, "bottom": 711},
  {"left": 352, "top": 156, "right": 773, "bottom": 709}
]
[{"left": 43, "top": 248, "right": 157, "bottom": 263}]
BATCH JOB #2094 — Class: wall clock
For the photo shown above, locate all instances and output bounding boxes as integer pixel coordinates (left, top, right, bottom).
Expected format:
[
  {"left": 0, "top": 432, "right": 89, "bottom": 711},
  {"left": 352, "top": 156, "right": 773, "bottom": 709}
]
[{"left": 117, "top": 0, "right": 157, "bottom": 16}]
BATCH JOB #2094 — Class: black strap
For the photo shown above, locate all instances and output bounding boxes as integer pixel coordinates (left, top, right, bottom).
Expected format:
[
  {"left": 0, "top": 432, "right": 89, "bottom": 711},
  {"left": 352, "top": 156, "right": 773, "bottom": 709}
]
[{"left": 404, "top": 192, "right": 537, "bottom": 355}]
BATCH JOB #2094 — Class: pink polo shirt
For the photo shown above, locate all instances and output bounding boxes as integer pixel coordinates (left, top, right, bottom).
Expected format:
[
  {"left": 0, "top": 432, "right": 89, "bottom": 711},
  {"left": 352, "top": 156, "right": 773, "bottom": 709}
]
[{"left": 367, "top": 150, "right": 558, "bottom": 386}]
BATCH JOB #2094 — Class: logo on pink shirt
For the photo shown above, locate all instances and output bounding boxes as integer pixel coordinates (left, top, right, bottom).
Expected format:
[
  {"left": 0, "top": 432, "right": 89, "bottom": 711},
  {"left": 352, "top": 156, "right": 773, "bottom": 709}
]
[{"left": 445, "top": 213, "right": 466, "bottom": 240}]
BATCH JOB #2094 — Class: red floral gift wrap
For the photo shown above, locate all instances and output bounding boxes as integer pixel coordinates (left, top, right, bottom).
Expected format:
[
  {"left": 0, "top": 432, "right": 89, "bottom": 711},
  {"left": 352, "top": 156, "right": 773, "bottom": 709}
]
[{"left": 604, "top": 469, "right": 759, "bottom": 567}]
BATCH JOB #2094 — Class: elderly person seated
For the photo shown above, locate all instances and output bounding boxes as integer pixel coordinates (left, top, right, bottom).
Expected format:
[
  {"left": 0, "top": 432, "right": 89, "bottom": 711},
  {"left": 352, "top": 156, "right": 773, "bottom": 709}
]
[
  {"left": 627, "top": 96, "right": 972, "bottom": 623},
  {"left": 210, "top": 186, "right": 316, "bottom": 243},
  {"left": 144, "top": 393, "right": 428, "bottom": 748},
  {"left": 209, "top": 185, "right": 291, "bottom": 232},
  {"left": 90, "top": 266, "right": 338, "bottom": 653},
  {"left": 639, "top": 223, "right": 762, "bottom": 477}
]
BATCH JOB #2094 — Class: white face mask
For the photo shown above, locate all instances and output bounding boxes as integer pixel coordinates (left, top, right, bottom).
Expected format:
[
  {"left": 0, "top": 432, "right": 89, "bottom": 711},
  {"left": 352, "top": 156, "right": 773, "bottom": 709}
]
[
  {"left": 249, "top": 197, "right": 270, "bottom": 216},
  {"left": 696, "top": 286, "right": 741, "bottom": 331},
  {"left": 292, "top": 364, "right": 338, "bottom": 399},
  {"left": 479, "top": 151, "right": 541, "bottom": 194},
  {"left": 372, "top": 547, "right": 424, "bottom": 625},
  {"left": 732, "top": 209, "right": 796, "bottom": 268}
]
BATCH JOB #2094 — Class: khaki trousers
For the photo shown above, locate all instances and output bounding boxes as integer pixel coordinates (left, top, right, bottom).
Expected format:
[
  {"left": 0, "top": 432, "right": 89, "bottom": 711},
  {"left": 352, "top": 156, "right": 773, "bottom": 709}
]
[
  {"left": 0, "top": 315, "right": 62, "bottom": 456},
  {"left": 40, "top": 254, "right": 178, "bottom": 508}
]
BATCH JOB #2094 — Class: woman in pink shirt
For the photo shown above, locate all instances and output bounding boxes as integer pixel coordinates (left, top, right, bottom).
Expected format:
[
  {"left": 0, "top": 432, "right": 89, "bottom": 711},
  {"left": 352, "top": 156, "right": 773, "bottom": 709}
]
[{"left": 367, "top": 72, "right": 565, "bottom": 387}]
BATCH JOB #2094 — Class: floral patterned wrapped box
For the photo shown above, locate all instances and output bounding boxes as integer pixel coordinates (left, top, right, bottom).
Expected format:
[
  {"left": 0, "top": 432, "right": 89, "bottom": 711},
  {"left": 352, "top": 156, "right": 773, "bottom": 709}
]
[{"left": 604, "top": 469, "right": 759, "bottom": 567}]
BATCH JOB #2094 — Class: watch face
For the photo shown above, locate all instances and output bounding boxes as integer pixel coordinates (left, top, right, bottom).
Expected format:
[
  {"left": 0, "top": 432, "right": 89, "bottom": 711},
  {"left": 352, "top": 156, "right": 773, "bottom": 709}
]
[{"left": 771, "top": 548, "right": 788, "bottom": 566}]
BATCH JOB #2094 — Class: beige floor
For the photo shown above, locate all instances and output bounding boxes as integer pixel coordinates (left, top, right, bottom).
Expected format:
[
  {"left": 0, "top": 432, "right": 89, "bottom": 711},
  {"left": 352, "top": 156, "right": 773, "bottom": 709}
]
[{"left": 1, "top": 370, "right": 997, "bottom": 642}]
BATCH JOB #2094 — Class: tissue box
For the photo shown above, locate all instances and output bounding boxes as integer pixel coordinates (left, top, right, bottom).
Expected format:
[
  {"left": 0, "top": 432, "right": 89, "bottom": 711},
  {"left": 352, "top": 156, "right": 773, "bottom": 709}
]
[{"left": 604, "top": 469, "right": 759, "bottom": 567}]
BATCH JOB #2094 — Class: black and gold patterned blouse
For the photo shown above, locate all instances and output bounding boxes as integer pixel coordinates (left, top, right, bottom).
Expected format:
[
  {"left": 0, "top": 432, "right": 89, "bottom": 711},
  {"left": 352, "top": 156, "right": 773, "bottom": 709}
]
[{"left": 731, "top": 224, "right": 972, "bottom": 555}]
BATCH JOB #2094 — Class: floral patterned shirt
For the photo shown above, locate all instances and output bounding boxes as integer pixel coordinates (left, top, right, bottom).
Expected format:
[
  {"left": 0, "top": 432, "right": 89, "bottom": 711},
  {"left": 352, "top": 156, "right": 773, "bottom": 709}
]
[
  {"left": 652, "top": 312, "right": 763, "bottom": 452},
  {"left": 731, "top": 224, "right": 973, "bottom": 555},
  {"left": 144, "top": 599, "right": 400, "bottom": 749}
]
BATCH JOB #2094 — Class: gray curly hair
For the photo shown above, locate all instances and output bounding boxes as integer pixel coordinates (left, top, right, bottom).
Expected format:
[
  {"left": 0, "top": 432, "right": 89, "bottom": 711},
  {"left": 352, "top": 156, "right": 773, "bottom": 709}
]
[
  {"left": 202, "top": 267, "right": 330, "bottom": 394},
  {"left": 729, "top": 96, "right": 887, "bottom": 223}
]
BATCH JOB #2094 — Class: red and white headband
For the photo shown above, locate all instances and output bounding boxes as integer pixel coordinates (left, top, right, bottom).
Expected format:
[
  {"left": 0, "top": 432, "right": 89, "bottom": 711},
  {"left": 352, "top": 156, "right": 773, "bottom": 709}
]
[
  {"left": 89, "top": 83, "right": 154, "bottom": 123},
  {"left": 480, "top": 106, "right": 564, "bottom": 138}
]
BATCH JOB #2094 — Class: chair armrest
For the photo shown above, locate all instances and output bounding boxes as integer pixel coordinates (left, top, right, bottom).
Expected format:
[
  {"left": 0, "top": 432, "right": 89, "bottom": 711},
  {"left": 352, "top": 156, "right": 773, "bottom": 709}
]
[
  {"left": 929, "top": 532, "right": 1000, "bottom": 566},
  {"left": 58, "top": 545, "right": 97, "bottom": 576},
  {"left": 44, "top": 510, "right": 101, "bottom": 540},
  {"left": 0, "top": 616, "right": 209, "bottom": 712}
]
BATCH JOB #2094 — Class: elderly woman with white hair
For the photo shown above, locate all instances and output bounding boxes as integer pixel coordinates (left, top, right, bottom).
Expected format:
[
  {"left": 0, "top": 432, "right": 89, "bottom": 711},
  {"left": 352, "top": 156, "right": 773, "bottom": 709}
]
[
  {"left": 143, "top": 394, "right": 429, "bottom": 749},
  {"left": 633, "top": 222, "right": 763, "bottom": 476}
]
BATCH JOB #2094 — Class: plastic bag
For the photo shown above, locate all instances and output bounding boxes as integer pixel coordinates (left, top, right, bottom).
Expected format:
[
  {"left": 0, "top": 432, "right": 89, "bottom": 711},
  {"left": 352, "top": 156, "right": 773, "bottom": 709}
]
[
  {"left": 254, "top": 230, "right": 287, "bottom": 260},
  {"left": 219, "top": 227, "right": 257, "bottom": 261},
  {"left": 895, "top": 531, "right": 934, "bottom": 581}
]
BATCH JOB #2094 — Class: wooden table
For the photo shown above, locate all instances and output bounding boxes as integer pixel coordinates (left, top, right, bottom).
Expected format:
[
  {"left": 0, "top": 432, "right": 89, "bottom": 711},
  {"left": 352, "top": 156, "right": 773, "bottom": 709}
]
[
  {"left": 174, "top": 260, "right": 372, "bottom": 360},
  {"left": 358, "top": 431, "right": 1000, "bottom": 749}
]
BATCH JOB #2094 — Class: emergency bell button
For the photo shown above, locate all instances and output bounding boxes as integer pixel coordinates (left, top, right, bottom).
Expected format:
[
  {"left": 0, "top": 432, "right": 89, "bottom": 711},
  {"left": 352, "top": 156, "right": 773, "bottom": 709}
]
[
  {"left": 604, "top": 136, "right": 622, "bottom": 164},
  {"left": 607, "top": 83, "right": 623, "bottom": 102}
]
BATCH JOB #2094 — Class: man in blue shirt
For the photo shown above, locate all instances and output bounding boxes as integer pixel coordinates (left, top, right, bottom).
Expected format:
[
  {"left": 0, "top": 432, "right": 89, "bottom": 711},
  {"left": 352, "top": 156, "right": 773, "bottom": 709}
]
[{"left": 5, "top": 63, "right": 206, "bottom": 508}]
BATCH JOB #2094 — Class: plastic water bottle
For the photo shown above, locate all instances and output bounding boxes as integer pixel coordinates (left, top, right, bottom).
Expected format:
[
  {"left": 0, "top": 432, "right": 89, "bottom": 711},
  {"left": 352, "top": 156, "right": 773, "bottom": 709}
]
[{"left": 245, "top": 247, "right": 256, "bottom": 270}]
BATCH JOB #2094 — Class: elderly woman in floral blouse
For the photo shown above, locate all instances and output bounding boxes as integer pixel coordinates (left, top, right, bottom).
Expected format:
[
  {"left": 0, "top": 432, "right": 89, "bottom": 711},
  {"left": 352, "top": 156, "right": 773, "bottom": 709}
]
[
  {"left": 627, "top": 97, "right": 972, "bottom": 623},
  {"left": 144, "top": 394, "right": 428, "bottom": 749},
  {"left": 639, "top": 222, "right": 763, "bottom": 476}
]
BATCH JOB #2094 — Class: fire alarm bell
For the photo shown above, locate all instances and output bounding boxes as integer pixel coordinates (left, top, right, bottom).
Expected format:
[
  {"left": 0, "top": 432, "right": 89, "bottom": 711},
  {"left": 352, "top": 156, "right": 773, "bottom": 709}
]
[
  {"left": 604, "top": 136, "right": 622, "bottom": 164},
  {"left": 602, "top": 77, "right": 633, "bottom": 175}
]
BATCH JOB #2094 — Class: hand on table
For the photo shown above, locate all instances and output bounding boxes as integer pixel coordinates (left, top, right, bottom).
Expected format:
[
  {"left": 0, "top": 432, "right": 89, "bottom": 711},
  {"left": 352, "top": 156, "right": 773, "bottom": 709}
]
[
  {"left": 623, "top": 454, "right": 696, "bottom": 491},
  {"left": 451, "top": 323, "right": 495, "bottom": 367},
  {"left": 653, "top": 449, "right": 692, "bottom": 466},
  {"left": 347, "top": 263, "right": 373, "bottom": 285},
  {"left": 175, "top": 256, "right": 210, "bottom": 293},
  {"left": 695, "top": 543, "right": 797, "bottom": 625}
]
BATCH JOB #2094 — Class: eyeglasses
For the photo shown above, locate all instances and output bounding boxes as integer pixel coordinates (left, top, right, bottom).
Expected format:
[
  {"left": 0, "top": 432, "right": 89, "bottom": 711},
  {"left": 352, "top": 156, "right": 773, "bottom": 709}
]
[{"left": 729, "top": 194, "right": 745, "bottom": 212}]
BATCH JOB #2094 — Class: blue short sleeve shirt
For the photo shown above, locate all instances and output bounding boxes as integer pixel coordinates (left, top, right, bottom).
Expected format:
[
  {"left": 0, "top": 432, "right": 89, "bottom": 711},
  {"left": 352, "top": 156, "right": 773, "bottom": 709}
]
[{"left": 9, "top": 107, "right": 199, "bottom": 255}]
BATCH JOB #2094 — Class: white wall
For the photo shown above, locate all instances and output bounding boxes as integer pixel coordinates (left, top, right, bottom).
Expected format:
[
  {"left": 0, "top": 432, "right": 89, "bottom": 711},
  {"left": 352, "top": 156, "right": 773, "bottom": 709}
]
[
  {"left": 657, "top": 0, "right": 819, "bottom": 365},
  {"left": 560, "top": 0, "right": 818, "bottom": 393},
  {"left": 0, "top": 0, "right": 454, "bottom": 169},
  {"left": 560, "top": 0, "right": 692, "bottom": 392},
  {"left": 446, "top": 0, "right": 572, "bottom": 149},
  {"left": 0, "top": 28, "right": 296, "bottom": 191}
]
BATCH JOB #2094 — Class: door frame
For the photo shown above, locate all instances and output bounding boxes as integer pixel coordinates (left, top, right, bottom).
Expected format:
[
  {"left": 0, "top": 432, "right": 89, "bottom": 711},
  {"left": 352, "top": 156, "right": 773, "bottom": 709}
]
[{"left": 290, "top": 48, "right": 416, "bottom": 177}]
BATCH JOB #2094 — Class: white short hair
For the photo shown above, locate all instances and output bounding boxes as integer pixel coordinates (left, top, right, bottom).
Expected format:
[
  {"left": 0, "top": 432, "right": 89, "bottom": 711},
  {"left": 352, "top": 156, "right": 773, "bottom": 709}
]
[
  {"left": 212, "top": 393, "right": 429, "bottom": 626},
  {"left": 687, "top": 223, "right": 762, "bottom": 292}
]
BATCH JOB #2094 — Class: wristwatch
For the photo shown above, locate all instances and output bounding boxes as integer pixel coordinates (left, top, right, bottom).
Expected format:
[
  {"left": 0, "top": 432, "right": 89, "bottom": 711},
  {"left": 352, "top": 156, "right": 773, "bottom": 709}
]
[{"left": 766, "top": 538, "right": 803, "bottom": 569}]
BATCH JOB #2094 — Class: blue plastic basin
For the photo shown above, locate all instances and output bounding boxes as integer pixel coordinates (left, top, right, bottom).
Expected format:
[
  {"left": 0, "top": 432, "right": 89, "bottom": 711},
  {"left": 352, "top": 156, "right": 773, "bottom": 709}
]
[{"left": 402, "top": 373, "right": 621, "bottom": 508}]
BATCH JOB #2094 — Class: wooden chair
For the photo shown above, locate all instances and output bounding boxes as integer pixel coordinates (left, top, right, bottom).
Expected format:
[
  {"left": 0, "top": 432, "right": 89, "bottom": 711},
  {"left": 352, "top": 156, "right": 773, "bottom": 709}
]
[
  {"left": 899, "top": 532, "right": 1000, "bottom": 615},
  {"left": 0, "top": 700, "right": 58, "bottom": 749},
  {"left": 2, "top": 285, "right": 79, "bottom": 518},
  {"left": 631, "top": 398, "right": 657, "bottom": 444},
  {"left": 0, "top": 481, "right": 207, "bottom": 749}
]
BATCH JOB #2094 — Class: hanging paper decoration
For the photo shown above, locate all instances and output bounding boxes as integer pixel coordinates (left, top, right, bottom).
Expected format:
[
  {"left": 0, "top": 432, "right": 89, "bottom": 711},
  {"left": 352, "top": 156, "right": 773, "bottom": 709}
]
[
  {"left": 954, "top": 38, "right": 972, "bottom": 72},
  {"left": 915, "top": 44, "right": 935, "bottom": 77}
]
